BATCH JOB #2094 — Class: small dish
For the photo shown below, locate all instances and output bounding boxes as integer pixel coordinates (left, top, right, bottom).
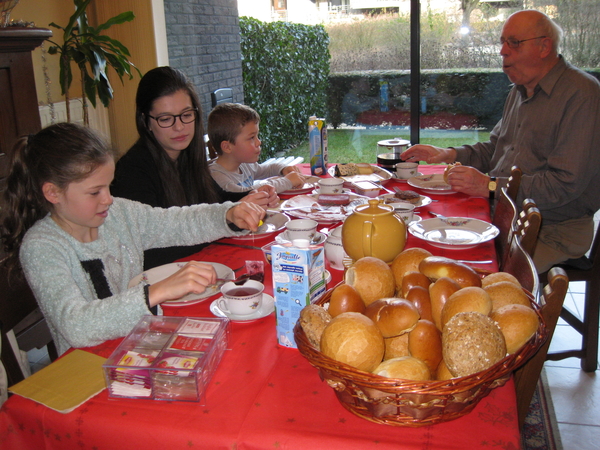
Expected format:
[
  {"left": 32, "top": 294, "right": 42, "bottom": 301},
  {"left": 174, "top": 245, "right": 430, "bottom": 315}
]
[
  {"left": 210, "top": 293, "right": 275, "bottom": 322},
  {"left": 378, "top": 193, "right": 432, "bottom": 208},
  {"left": 129, "top": 262, "right": 233, "bottom": 306},
  {"left": 279, "top": 176, "right": 320, "bottom": 196},
  {"left": 408, "top": 217, "right": 499, "bottom": 249},
  {"left": 407, "top": 174, "right": 454, "bottom": 195},
  {"left": 311, "top": 188, "right": 351, "bottom": 195},
  {"left": 327, "top": 164, "right": 393, "bottom": 185},
  {"left": 226, "top": 212, "right": 289, "bottom": 241},
  {"left": 395, "top": 171, "right": 422, "bottom": 182},
  {"left": 275, "top": 231, "right": 327, "bottom": 245}
]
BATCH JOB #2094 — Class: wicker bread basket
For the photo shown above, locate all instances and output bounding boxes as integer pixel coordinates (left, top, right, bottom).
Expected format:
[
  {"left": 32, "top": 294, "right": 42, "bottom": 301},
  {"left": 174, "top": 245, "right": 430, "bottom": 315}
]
[{"left": 293, "top": 284, "right": 548, "bottom": 427}]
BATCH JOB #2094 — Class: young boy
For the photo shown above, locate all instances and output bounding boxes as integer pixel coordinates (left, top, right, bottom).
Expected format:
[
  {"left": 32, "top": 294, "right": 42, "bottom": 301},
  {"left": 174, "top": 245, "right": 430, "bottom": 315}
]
[{"left": 208, "top": 103, "right": 306, "bottom": 193}]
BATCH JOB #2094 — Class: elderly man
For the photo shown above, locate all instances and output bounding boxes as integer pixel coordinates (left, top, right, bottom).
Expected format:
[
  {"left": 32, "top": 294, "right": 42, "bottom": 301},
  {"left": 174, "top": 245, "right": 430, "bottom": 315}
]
[{"left": 401, "top": 9, "right": 600, "bottom": 273}]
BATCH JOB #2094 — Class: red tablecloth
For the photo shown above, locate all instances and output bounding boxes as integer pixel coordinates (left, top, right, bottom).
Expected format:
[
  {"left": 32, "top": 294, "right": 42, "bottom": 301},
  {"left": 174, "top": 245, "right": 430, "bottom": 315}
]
[{"left": 0, "top": 165, "right": 520, "bottom": 450}]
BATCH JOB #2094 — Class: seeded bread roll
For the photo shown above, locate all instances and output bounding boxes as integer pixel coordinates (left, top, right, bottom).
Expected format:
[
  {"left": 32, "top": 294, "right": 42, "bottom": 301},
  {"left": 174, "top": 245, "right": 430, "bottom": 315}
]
[
  {"left": 443, "top": 312, "right": 507, "bottom": 378},
  {"left": 299, "top": 304, "right": 332, "bottom": 350}
]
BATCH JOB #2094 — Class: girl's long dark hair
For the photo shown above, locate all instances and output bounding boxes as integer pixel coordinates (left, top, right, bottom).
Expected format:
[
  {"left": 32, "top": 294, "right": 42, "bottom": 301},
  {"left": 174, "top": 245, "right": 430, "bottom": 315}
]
[
  {"left": 1, "top": 123, "right": 114, "bottom": 275},
  {"left": 134, "top": 66, "right": 219, "bottom": 207}
]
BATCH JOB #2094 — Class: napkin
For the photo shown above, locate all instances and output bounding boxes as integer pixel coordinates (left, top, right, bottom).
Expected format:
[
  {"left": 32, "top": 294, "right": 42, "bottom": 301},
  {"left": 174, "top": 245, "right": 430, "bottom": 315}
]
[{"left": 8, "top": 349, "right": 107, "bottom": 413}]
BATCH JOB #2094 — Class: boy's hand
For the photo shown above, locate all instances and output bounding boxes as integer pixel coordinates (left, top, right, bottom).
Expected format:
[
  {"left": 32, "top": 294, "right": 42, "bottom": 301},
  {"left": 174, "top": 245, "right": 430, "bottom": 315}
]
[
  {"left": 282, "top": 165, "right": 302, "bottom": 176},
  {"left": 284, "top": 171, "right": 306, "bottom": 188},
  {"left": 241, "top": 186, "right": 279, "bottom": 209}
]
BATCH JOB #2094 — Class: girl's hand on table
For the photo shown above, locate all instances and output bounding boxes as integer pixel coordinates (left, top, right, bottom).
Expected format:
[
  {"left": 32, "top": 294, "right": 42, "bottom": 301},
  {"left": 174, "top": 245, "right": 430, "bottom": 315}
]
[
  {"left": 227, "top": 201, "right": 266, "bottom": 232},
  {"left": 445, "top": 165, "right": 490, "bottom": 197},
  {"left": 147, "top": 261, "right": 217, "bottom": 306},
  {"left": 284, "top": 171, "right": 306, "bottom": 188},
  {"left": 241, "top": 186, "right": 279, "bottom": 209},
  {"left": 401, "top": 144, "right": 457, "bottom": 164}
]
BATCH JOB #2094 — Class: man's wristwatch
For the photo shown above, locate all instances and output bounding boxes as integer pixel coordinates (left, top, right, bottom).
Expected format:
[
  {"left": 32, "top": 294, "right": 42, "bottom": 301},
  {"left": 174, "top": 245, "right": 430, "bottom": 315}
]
[{"left": 488, "top": 177, "right": 497, "bottom": 200}]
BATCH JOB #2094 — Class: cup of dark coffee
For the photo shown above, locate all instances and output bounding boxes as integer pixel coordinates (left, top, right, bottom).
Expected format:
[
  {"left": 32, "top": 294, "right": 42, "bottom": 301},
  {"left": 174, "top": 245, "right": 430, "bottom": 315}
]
[{"left": 218, "top": 280, "right": 264, "bottom": 316}]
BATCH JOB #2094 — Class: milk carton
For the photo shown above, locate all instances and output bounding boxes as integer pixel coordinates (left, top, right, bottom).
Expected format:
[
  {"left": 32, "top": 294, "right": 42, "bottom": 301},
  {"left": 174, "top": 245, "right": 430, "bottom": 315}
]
[
  {"left": 272, "top": 240, "right": 326, "bottom": 348},
  {"left": 308, "top": 116, "right": 328, "bottom": 175}
]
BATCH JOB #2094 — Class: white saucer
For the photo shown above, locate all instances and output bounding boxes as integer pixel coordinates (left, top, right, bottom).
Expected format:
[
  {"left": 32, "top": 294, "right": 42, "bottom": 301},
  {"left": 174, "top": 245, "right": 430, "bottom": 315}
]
[
  {"left": 275, "top": 230, "right": 326, "bottom": 245},
  {"left": 210, "top": 293, "right": 275, "bottom": 322},
  {"left": 395, "top": 172, "right": 423, "bottom": 182},
  {"left": 325, "top": 270, "right": 332, "bottom": 284}
]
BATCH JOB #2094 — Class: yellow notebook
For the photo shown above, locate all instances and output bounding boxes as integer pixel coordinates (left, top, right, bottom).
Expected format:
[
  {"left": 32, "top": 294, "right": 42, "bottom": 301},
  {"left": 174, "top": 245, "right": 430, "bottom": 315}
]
[{"left": 9, "top": 349, "right": 107, "bottom": 413}]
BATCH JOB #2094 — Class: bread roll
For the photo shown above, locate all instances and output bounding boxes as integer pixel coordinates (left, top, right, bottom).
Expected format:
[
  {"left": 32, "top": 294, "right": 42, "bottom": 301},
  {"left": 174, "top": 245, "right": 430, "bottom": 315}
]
[
  {"left": 401, "top": 271, "right": 431, "bottom": 298},
  {"left": 481, "top": 271, "right": 521, "bottom": 289},
  {"left": 429, "top": 277, "right": 461, "bottom": 331},
  {"left": 364, "top": 298, "right": 420, "bottom": 338},
  {"left": 484, "top": 281, "right": 532, "bottom": 312},
  {"left": 384, "top": 333, "right": 409, "bottom": 360},
  {"left": 443, "top": 162, "right": 461, "bottom": 183},
  {"left": 391, "top": 248, "right": 433, "bottom": 291},
  {"left": 320, "top": 312, "right": 384, "bottom": 372},
  {"left": 299, "top": 304, "right": 332, "bottom": 350},
  {"left": 405, "top": 285, "right": 434, "bottom": 322},
  {"left": 345, "top": 257, "right": 396, "bottom": 306},
  {"left": 408, "top": 319, "right": 442, "bottom": 373},
  {"left": 328, "top": 284, "right": 365, "bottom": 317},
  {"left": 490, "top": 304, "right": 539, "bottom": 354},
  {"left": 443, "top": 312, "right": 507, "bottom": 377},
  {"left": 419, "top": 256, "right": 482, "bottom": 288},
  {"left": 435, "top": 359, "right": 455, "bottom": 380},
  {"left": 440, "top": 286, "right": 492, "bottom": 329},
  {"left": 373, "top": 356, "right": 431, "bottom": 380}
]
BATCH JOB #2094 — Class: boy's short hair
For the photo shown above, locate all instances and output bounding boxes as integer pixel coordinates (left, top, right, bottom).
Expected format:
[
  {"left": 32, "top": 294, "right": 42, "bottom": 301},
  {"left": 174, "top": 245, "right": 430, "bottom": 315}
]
[{"left": 207, "top": 103, "right": 260, "bottom": 155}]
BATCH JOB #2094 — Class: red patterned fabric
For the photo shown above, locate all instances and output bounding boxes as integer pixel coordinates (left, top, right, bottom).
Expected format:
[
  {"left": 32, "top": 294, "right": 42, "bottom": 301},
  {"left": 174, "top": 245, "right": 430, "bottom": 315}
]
[{"left": 1, "top": 165, "right": 520, "bottom": 450}]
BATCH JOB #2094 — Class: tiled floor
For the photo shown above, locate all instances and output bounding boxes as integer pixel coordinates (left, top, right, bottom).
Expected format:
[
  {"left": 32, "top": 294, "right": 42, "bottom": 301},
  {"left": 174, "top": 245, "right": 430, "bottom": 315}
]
[{"left": 544, "top": 279, "right": 600, "bottom": 450}]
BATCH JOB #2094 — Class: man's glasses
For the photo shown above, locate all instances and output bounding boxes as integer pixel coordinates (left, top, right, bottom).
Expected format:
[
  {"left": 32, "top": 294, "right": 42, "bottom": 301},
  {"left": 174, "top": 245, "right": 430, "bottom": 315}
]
[
  {"left": 148, "top": 108, "right": 198, "bottom": 128},
  {"left": 500, "top": 36, "right": 547, "bottom": 49}
]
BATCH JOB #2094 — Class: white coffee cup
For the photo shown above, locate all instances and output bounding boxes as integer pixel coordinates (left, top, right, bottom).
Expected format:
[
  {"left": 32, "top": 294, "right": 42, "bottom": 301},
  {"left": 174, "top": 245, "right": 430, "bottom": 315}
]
[
  {"left": 324, "top": 227, "right": 348, "bottom": 270},
  {"left": 395, "top": 162, "right": 419, "bottom": 179},
  {"left": 218, "top": 280, "right": 264, "bottom": 316},
  {"left": 318, "top": 178, "right": 344, "bottom": 194},
  {"left": 391, "top": 202, "right": 415, "bottom": 224},
  {"left": 286, "top": 219, "right": 318, "bottom": 241}
]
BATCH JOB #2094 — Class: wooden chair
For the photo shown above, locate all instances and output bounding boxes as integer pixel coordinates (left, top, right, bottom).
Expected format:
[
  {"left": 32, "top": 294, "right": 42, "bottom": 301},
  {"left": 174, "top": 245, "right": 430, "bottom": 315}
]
[
  {"left": 0, "top": 259, "right": 57, "bottom": 386},
  {"left": 505, "top": 165, "right": 522, "bottom": 203},
  {"left": 211, "top": 88, "right": 233, "bottom": 108},
  {"left": 514, "top": 266, "right": 569, "bottom": 428},
  {"left": 493, "top": 186, "right": 519, "bottom": 270},
  {"left": 543, "top": 226, "right": 600, "bottom": 372},
  {"left": 514, "top": 198, "right": 542, "bottom": 259},
  {"left": 502, "top": 229, "right": 540, "bottom": 297}
]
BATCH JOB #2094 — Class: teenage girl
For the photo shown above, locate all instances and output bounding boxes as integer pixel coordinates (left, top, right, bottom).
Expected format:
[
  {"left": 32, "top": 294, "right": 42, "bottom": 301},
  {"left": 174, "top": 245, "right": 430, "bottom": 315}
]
[{"left": 1, "top": 122, "right": 264, "bottom": 355}]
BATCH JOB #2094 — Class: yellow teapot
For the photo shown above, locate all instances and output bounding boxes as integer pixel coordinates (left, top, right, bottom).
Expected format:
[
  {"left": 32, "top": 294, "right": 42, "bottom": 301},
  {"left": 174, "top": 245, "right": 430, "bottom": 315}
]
[{"left": 341, "top": 199, "right": 406, "bottom": 263}]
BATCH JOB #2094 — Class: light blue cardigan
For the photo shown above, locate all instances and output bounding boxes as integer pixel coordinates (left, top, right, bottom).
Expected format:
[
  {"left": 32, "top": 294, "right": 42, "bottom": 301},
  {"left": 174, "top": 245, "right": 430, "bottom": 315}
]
[{"left": 20, "top": 197, "right": 243, "bottom": 355}]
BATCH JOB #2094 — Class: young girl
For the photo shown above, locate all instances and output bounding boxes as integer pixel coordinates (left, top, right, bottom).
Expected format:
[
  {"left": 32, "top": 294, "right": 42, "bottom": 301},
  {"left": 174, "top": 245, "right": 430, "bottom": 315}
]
[{"left": 1, "top": 123, "right": 264, "bottom": 355}]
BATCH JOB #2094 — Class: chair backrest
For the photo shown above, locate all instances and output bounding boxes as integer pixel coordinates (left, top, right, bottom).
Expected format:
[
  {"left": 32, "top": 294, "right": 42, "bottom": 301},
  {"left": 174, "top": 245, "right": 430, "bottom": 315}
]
[
  {"left": 493, "top": 186, "right": 519, "bottom": 269},
  {"left": 502, "top": 232, "right": 540, "bottom": 296},
  {"left": 505, "top": 165, "right": 522, "bottom": 203},
  {"left": 515, "top": 198, "right": 541, "bottom": 258},
  {"left": 211, "top": 88, "right": 233, "bottom": 108},
  {"left": 514, "top": 266, "right": 569, "bottom": 428},
  {"left": 0, "top": 259, "right": 56, "bottom": 386}
]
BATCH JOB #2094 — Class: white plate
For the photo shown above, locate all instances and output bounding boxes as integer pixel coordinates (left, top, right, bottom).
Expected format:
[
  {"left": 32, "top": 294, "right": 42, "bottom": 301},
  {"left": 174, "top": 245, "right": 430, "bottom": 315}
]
[
  {"left": 128, "top": 262, "right": 234, "bottom": 305},
  {"left": 407, "top": 174, "right": 454, "bottom": 195},
  {"left": 395, "top": 172, "right": 423, "bottom": 182},
  {"left": 280, "top": 194, "right": 369, "bottom": 223},
  {"left": 408, "top": 217, "right": 499, "bottom": 250},
  {"left": 311, "top": 188, "right": 351, "bottom": 195},
  {"left": 327, "top": 164, "right": 393, "bottom": 185},
  {"left": 379, "top": 193, "right": 432, "bottom": 208},
  {"left": 226, "top": 212, "right": 289, "bottom": 241},
  {"left": 279, "top": 176, "right": 320, "bottom": 195},
  {"left": 275, "top": 231, "right": 327, "bottom": 245},
  {"left": 210, "top": 293, "right": 275, "bottom": 322}
]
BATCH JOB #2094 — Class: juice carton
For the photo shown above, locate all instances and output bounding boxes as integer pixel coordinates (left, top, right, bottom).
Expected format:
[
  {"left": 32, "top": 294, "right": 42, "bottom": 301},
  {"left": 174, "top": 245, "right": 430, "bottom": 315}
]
[
  {"left": 308, "top": 116, "right": 328, "bottom": 175},
  {"left": 272, "top": 240, "right": 326, "bottom": 348}
]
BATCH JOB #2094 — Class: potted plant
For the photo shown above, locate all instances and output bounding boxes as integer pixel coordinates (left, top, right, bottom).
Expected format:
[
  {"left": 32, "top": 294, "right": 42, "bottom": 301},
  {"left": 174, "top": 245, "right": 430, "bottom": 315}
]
[{"left": 47, "top": 0, "right": 141, "bottom": 125}]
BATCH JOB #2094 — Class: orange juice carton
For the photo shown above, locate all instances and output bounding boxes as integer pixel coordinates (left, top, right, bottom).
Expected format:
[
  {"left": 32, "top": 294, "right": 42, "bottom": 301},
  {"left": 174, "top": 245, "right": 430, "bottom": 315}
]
[{"left": 272, "top": 240, "right": 326, "bottom": 348}]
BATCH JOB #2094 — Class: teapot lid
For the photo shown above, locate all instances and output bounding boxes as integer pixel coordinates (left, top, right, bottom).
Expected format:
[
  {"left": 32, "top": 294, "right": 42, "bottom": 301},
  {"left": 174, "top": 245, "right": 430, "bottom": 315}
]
[{"left": 355, "top": 198, "right": 394, "bottom": 215}]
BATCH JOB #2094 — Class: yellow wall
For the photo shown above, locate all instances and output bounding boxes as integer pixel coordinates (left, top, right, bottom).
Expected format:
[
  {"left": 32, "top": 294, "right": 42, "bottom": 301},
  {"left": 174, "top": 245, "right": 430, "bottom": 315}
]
[
  {"left": 11, "top": 0, "right": 165, "bottom": 154},
  {"left": 12, "top": 0, "right": 82, "bottom": 103}
]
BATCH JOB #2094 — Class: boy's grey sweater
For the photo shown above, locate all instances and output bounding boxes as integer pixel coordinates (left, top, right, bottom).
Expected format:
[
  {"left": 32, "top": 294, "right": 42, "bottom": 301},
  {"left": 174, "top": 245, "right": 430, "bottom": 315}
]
[{"left": 20, "top": 197, "right": 242, "bottom": 355}]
